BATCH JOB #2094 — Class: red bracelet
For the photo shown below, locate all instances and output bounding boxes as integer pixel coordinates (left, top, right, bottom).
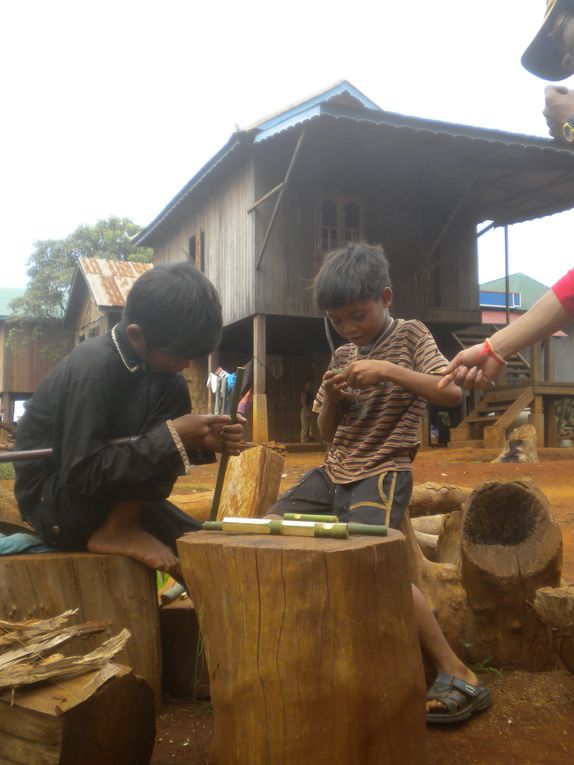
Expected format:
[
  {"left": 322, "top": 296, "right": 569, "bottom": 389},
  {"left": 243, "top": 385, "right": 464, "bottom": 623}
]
[{"left": 478, "top": 338, "right": 507, "bottom": 366}]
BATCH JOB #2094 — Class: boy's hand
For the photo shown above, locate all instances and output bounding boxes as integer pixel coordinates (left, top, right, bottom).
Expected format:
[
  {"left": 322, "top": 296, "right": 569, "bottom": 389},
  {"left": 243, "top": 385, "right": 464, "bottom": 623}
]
[
  {"left": 171, "top": 414, "right": 246, "bottom": 455},
  {"left": 438, "top": 344, "right": 502, "bottom": 390},
  {"left": 339, "top": 360, "right": 388, "bottom": 388},
  {"left": 322, "top": 369, "right": 355, "bottom": 403}
]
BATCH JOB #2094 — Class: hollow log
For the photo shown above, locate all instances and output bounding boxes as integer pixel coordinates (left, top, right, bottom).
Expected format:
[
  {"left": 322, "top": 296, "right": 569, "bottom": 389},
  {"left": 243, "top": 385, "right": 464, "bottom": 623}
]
[
  {"left": 533, "top": 586, "right": 574, "bottom": 674},
  {"left": 0, "top": 664, "right": 155, "bottom": 765},
  {"left": 461, "top": 479, "right": 562, "bottom": 669},
  {"left": 178, "top": 530, "right": 427, "bottom": 765},
  {"left": 408, "top": 482, "right": 470, "bottom": 518},
  {"left": 0, "top": 553, "right": 161, "bottom": 704}
]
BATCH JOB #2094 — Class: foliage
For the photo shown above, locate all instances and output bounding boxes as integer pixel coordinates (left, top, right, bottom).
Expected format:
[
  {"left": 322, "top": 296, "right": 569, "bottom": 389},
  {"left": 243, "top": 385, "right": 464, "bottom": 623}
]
[
  {"left": 0, "top": 463, "right": 15, "bottom": 480},
  {"left": 9, "top": 216, "right": 153, "bottom": 321}
]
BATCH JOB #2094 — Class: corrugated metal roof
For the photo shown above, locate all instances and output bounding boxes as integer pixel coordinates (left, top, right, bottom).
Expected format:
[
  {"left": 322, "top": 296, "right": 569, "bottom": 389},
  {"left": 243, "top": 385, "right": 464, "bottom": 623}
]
[
  {"left": 480, "top": 272, "right": 550, "bottom": 311},
  {"left": 78, "top": 257, "right": 152, "bottom": 308},
  {"left": 0, "top": 287, "right": 25, "bottom": 319}
]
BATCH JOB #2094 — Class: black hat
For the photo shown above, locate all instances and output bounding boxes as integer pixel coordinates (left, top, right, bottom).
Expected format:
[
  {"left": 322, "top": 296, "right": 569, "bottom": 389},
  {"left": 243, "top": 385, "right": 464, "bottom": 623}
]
[{"left": 522, "top": 0, "right": 574, "bottom": 80}]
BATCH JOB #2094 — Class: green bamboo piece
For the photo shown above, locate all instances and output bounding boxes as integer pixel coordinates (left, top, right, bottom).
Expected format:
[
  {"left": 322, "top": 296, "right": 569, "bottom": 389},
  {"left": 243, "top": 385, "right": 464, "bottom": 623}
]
[
  {"left": 209, "top": 366, "right": 245, "bottom": 522},
  {"left": 283, "top": 513, "right": 338, "bottom": 523},
  {"left": 202, "top": 517, "right": 387, "bottom": 539}
]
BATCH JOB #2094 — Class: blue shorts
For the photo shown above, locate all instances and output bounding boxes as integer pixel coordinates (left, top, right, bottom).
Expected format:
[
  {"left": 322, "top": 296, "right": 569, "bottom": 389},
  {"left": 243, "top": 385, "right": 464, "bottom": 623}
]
[{"left": 269, "top": 467, "right": 413, "bottom": 529}]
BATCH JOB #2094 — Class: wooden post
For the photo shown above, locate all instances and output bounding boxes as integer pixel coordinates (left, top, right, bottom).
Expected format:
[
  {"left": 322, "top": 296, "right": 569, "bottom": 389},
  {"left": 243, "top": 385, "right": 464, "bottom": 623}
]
[
  {"left": 252, "top": 314, "right": 269, "bottom": 443},
  {"left": 208, "top": 350, "right": 220, "bottom": 413},
  {"left": 530, "top": 342, "right": 541, "bottom": 383},
  {"left": 178, "top": 531, "right": 427, "bottom": 765},
  {"left": 461, "top": 479, "right": 562, "bottom": 669},
  {"left": 543, "top": 337, "right": 556, "bottom": 383},
  {"left": 1, "top": 392, "right": 13, "bottom": 427},
  {"left": 0, "top": 554, "right": 161, "bottom": 704},
  {"left": 531, "top": 394, "right": 545, "bottom": 447},
  {"left": 545, "top": 398, "right": 559, "bottom": 448}
]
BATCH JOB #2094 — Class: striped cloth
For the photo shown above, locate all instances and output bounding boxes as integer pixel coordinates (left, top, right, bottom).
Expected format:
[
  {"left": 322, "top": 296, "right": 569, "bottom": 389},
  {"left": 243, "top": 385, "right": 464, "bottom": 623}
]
[{"left": 314, "top": 319, "right": 447, "bottom": 484}]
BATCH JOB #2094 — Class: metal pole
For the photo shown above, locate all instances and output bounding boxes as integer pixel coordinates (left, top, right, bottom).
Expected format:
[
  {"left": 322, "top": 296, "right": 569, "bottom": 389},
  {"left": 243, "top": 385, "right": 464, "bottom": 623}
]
[{"left": 504, "top": 224, "right": 510, "bottom": 326}]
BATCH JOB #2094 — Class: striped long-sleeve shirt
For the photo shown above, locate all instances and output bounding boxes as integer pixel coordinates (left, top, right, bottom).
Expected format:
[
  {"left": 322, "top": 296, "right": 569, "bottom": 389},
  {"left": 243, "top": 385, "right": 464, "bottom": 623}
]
[{"left": 314, "top": 319, "right": 447, "bottom": 484}]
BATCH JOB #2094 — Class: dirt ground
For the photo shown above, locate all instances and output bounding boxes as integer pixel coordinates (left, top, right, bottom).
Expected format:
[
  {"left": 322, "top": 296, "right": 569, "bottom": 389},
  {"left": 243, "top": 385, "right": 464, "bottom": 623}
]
[{"left": 151, "top": 446, "right": 574, "bottom": 765}]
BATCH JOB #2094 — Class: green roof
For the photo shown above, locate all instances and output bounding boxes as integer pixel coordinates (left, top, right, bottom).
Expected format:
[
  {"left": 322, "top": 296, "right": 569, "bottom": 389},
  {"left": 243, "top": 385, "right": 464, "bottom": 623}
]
[
  {"left": 480, "top": 273, "right": 549, "bottom": 311},
  {"left": 0, "top": 287, "right": 26, "bottom": 319}
]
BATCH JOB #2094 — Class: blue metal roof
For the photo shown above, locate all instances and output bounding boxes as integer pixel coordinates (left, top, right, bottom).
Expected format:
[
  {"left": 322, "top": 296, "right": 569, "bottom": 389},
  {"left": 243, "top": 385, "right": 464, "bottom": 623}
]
[{"left": 253, "top": 80, "right": 382, "bottom": 143}]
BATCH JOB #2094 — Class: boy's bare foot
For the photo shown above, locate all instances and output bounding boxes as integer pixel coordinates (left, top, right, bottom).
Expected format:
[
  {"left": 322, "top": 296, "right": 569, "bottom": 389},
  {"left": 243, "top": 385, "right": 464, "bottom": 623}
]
[{"left": 87, "top": 523, "right": 181, "bottom": 578}]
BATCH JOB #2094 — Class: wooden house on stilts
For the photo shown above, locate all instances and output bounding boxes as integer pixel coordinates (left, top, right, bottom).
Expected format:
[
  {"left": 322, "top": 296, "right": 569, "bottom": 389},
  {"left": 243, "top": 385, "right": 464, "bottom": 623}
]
[{"left": 134, "top": 81, "right": 574, "bottom": 448}]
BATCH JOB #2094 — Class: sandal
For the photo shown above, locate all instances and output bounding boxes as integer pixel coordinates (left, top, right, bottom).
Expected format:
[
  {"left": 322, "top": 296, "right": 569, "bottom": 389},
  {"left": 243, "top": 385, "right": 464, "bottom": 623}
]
[{"left": 426, "top": 672, "right": 492, "bottom": 724}]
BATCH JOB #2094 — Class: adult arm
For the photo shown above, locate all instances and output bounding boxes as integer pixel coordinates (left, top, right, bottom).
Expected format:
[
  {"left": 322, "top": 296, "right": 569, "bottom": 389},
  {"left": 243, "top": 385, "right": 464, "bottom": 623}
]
[
  {"left": 543, "top": 86, "right": 574, "bottom": 141},
  {"left": 439, "top": 281, "right": 574, "bottom": 390}
]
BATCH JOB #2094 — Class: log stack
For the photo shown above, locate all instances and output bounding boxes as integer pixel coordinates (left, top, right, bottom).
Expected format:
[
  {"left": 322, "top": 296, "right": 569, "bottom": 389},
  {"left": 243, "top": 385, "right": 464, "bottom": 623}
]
[{"left": 0, "top": 553, "right": 161, "bottom": 703}]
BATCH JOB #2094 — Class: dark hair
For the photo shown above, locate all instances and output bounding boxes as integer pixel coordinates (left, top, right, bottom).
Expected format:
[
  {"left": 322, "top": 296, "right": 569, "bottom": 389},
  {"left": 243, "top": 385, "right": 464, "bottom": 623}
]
[
  {"left": 313, "top": 243, "right": 391, "bottom": 311},
  {"left": 124, "top": 262, "right": 222, "bottom": 358}
]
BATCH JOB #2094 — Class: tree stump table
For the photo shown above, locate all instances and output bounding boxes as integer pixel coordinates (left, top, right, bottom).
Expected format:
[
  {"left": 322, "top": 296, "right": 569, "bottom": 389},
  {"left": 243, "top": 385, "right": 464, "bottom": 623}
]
[
  {"left": 0, "top": 553, "right": 161, "bottom": 704},
  {"left": 178, "top": 529, "right": 426, "bottom": 765}
]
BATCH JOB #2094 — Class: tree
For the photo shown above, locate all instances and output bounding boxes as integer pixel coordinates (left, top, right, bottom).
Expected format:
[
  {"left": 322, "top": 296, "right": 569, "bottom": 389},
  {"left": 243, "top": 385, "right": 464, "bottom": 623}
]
[{"left": 9, "top": 216, "right": 153, "bottom": 320}]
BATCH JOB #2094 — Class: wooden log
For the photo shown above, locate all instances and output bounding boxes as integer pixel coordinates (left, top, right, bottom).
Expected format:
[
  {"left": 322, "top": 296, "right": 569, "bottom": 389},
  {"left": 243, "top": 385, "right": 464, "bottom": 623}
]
[
  {"left": 533, "top": 586, "right": 574, "bottom": 674},
  {"left": 435, "top": 510, "right": 462, "bottom": 569},
  {"left": 493, "top": 423, "right": 539, "bottom": 464},
  {"left": 408, "top": 482, "right": 470, "bottom": 518},
  {"left": 169, "top": 445, "right": 285, "bottom": 524},
  {"left": 160, "top": 597, "right": 209, "bottom": 699},
  {"left": 400, "top": 514, "right": 466, "bottom": 660},
  {"left": 0, "top": 664, "right": 155, "bottom": 765},
  {"left": 178, "top": 530, "right": 426, "bottom": 765},
  {"left": 217, "top": 445, "right": 284, "bottom": 520},
  {"left": 0, "top": 554, "right": 161, "bottom": 704},
  {"left": 411, "top": 514, "right": 445, "bottom": 536},
  {"left": 461, "top": 479, "right": 562, "bottom": 669},
  {"left": 414, "top": 530, "right": 438, "bottom": 561}
]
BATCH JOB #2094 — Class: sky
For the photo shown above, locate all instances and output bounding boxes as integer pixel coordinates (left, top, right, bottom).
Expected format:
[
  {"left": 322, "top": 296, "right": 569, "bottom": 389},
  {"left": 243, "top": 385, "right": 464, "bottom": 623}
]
[{"left": 1, "top": 0, "right": 573, "bottom": 291}]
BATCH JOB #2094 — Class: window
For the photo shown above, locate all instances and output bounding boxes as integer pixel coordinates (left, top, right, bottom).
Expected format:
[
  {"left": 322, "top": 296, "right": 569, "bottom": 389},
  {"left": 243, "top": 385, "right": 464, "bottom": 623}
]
[
  {"left": 318, "top": 197, "right": 364, "bottom": 254},
  {"left": 188, "top": 235, "right": 196, "bottom": 263},
  {"left": 188, "top": 231, "right": 205, "bottom": 272}
]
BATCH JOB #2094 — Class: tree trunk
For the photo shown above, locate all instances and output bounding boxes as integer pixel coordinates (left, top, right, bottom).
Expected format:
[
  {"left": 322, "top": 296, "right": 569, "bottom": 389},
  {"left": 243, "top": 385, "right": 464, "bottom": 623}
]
[
  {"left": 178, "top": 530, "right": 427, "bottom": 765},
  {"left": 0, "top": 664, "right": 155, "bottom": 765},
  {"left": 0, "top": 553, "right": 161, "bottom": 704},
  {"left": 408, "top": 482, "right": 470, "bottom": 518},
  {"left": 461, "top": 479, "right": 562, "bottom": 669},
  {"left": 533, "top": 585, "right": 574, "bottom": 674}
]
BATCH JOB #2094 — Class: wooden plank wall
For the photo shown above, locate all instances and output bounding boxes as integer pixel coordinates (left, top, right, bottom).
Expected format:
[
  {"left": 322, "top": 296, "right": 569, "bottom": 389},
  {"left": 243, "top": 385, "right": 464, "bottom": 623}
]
[
  {"left": 152, "top": 162, "right": 255, "bottom": 327},
  {"left": 1, "top": 322, "right": 71, "bottom": 394}
]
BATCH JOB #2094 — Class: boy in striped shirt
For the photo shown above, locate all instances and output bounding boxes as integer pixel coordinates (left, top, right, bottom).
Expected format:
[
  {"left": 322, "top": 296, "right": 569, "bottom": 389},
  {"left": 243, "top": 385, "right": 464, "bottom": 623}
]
[{"left": 268, "top": 243, "right": 491, "bottom": 724}]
